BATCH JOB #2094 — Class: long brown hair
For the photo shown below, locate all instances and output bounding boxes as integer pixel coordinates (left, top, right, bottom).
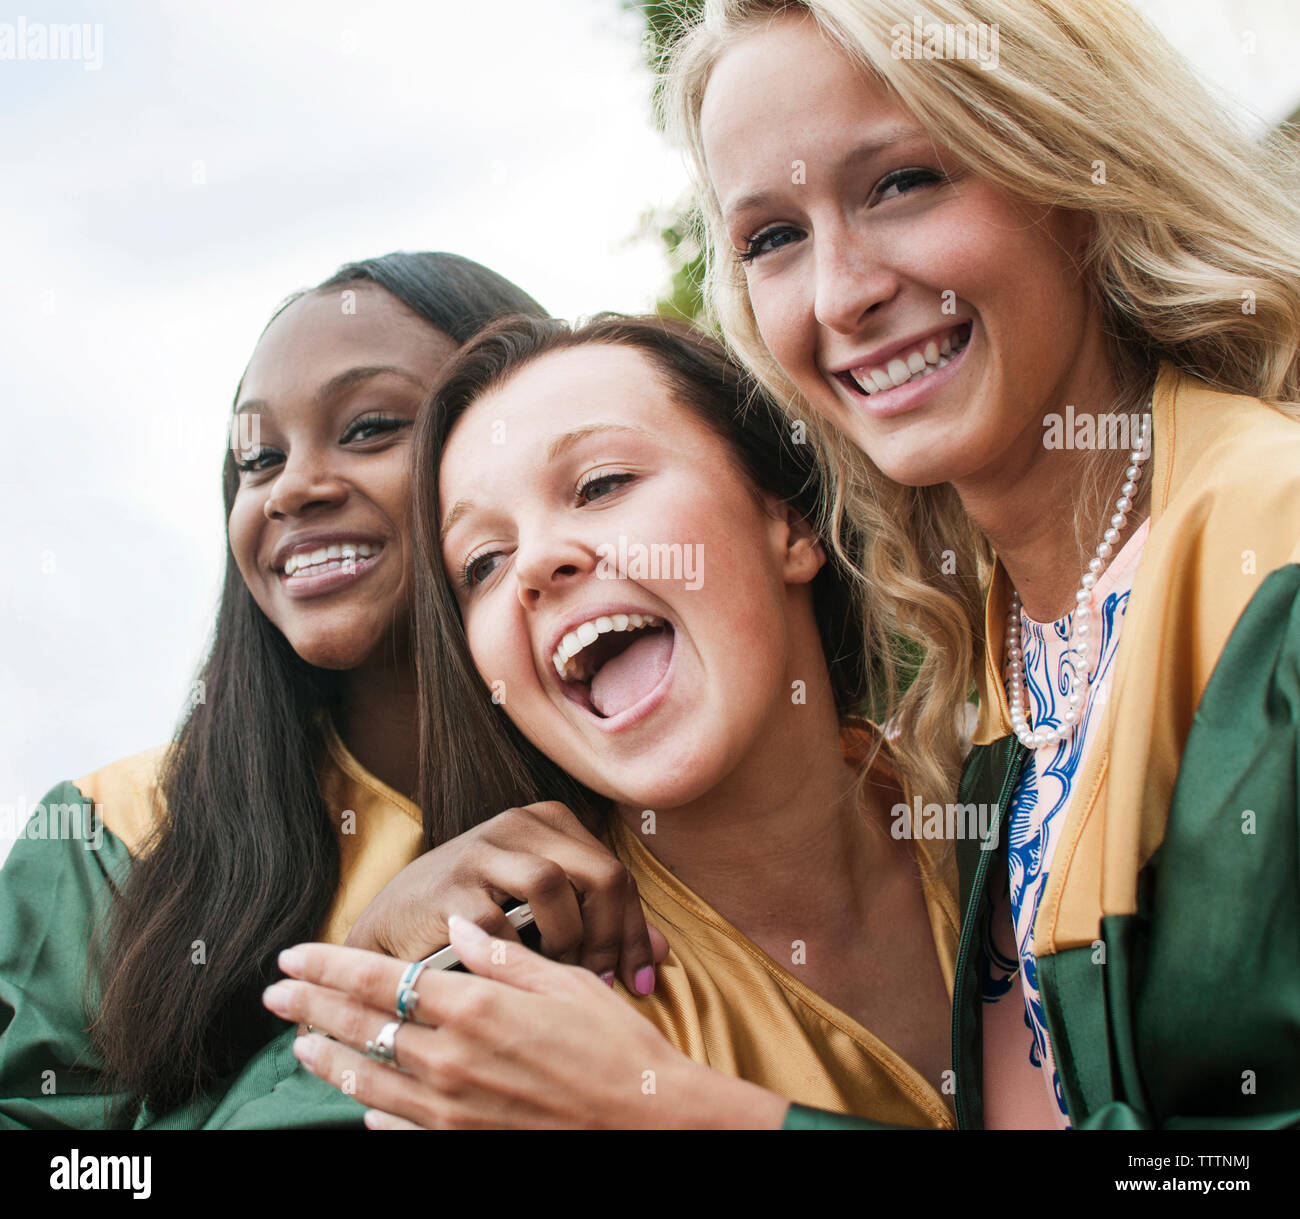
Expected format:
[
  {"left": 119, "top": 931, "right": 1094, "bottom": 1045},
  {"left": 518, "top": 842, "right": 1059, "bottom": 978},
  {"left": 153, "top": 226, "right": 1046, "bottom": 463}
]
[
  {"left": 411, "top": 312, "right": 875, "bottom": 846},
  {"left": 90, "top": 252, "right": 547, "bottom": 1123}
]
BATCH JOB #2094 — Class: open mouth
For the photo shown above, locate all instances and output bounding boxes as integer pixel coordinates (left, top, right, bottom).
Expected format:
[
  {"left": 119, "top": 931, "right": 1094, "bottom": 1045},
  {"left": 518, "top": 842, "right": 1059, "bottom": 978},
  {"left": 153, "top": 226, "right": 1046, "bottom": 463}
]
[
  {"left": 551, "top": 613, "right": 676, "bottom": 722},
  {"left": 837, "top": 321, "right": 972, "bottom": 397}
]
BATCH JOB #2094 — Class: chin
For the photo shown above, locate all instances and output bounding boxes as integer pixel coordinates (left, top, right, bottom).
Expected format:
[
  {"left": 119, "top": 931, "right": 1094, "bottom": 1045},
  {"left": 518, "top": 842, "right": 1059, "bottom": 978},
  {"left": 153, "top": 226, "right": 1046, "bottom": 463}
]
[
  {"left": 848, "top": 430, "right": 968, "bottom": 488},
  {"left": 599, "top": 748, "right": 729, "bottom": 812},
  {"left": 284, "top": 628, "right": 381, "bottom": 672}
]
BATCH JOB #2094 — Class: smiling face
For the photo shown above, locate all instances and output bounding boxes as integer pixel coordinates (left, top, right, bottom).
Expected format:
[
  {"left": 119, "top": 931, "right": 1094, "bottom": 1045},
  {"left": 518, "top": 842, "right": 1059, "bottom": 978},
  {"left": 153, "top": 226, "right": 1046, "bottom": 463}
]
[
  {"left": 437, "top": 342, "right": 826, "bottom": 810},
  {"left": 228, "top": 284, "right": 458, "bottom": 670},
  {"left": 700, "top": 13, "right": 1107, "bottom": 491}
]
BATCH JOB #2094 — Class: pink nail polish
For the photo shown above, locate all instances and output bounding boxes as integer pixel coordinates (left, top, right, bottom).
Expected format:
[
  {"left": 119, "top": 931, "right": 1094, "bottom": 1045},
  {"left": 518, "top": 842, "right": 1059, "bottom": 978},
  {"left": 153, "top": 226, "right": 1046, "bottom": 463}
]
[
  {"left": 599, "top": 971, "right": 615, "bottom": 988},
  {"left": 634, "top": 966, "right": 655, "bottom": 996}
]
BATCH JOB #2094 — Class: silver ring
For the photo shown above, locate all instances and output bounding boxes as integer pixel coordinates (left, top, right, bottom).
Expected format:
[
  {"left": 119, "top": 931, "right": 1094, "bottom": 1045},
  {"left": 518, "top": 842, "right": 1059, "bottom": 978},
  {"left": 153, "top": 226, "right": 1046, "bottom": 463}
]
[
  {"left": 364, "top": 1020, "right": 402, "bottom": 1066},
  {"left": 396, "top": 960, "right": 428, "bottom": 1021}
]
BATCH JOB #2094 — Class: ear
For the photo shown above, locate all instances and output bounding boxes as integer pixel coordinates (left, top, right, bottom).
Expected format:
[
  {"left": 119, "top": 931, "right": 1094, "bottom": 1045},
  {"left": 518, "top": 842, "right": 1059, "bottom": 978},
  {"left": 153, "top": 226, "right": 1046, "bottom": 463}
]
[{"left": 774, "top": 499, "right": 826, "bottom": 587}]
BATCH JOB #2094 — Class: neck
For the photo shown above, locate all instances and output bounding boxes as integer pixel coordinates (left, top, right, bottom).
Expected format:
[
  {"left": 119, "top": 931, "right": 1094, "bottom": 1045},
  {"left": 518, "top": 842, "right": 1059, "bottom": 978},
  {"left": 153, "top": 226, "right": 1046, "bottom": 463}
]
[
  {"left": 614, "top": 664, "right": 882, "bottom": 948},
  {"left": 955, "top": 346, "right": 1150, "bottom": 622},
  {"left": 336, "top": 648, "right": 419, "bottom": 800}
]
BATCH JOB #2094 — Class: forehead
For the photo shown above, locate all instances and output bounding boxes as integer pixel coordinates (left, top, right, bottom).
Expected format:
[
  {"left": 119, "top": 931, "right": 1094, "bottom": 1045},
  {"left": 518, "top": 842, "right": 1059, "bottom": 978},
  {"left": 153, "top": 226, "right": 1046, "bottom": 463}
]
[
  {"left": 237, "top": 284, "right": 456, "bottom": 404},
  {"left": 442, "top": 343, "right": 709, "bottom": 466},
  {"left": 700, "top": 15, "right": 911, "bottom": 202}
]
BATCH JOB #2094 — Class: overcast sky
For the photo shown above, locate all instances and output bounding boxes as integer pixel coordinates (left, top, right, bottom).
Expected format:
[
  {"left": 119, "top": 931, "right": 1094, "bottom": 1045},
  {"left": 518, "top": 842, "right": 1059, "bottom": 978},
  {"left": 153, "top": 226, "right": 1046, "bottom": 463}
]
[{"left": 2, "top": 0, "right": 1297, "bottom": 861}]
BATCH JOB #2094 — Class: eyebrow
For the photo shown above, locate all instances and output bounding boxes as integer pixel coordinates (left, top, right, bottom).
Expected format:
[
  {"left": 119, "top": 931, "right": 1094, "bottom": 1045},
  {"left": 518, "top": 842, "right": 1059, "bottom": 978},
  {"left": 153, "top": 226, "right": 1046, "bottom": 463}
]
[
  {"left": 234, "top": 365, "right": 427, "bottom": 416},
  {"left": 439, "top": 422, "right": 654, "bottom": 544},
  {"left": 720, "top": 126, "right": 925, "bottom": 221}
]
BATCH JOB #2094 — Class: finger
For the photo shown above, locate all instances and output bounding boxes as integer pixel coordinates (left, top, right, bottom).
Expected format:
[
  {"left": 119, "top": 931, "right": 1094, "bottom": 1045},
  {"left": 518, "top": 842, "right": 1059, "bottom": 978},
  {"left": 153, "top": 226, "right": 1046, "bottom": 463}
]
[
  {"left": 364, "top": 1109, "right": 423, "bottom": 1131},
  {"left": 457, "top": 890, "right": 524, "bottom": 949},
  {"left": 648, "top": 924, "right": 670, "bottom": 964},
  {"left": 263, "top": 977, "right": 437, "bottom": 1056},
  {"left": 469, "top": 843, "right": 585, "bottom": 959},
  {"left": 275, "top": 942, "right": 504, "bottom": 1028},
  {"left": 489, "top": 805, "right": 635, "bottom": 974},
  {"left": 613, "top": 873, "right": 657, "bottom": 995},
  {"left": 447, "top": 914, "right": 573, "bottom": 996},
  {"left": 291, "top": 1033, "right": 453, "bottom": 1128}
]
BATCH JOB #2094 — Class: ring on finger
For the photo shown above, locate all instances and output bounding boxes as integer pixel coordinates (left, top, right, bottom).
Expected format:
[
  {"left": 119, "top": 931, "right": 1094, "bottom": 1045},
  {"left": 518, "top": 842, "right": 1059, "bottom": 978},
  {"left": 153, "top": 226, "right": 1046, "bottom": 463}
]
[
  {"left": 395, "top": 960, "right": 427, "bottom": 1021},
  {"left": 364, "top": 1020, "right": 403, "bottom": 1067}
]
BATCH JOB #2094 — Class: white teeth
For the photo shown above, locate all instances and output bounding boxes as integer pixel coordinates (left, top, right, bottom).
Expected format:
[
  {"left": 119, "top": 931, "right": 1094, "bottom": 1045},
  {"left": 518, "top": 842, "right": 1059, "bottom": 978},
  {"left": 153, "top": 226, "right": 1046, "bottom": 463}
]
[
  {"left": 551, "top": 612, "right": 664, "bottom": 681},
  {"left": 846, "top": 326, "right": 969, "bottom": 397},
  {"left": 284, "top": 541, "right": 379, "bottom": 575}
]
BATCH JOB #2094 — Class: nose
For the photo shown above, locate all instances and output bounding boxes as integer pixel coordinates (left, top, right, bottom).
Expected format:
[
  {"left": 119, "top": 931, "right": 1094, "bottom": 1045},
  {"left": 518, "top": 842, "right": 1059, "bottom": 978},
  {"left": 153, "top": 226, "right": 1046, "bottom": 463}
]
[
  {"left": 263, "top": 448, "right": 348, "bottom": 520},
  {"left": 513, "top": 525, "right": 600, "bottom": 612},
  {"left": 812, "top": 220, "right": 898, "bottom": 335}
]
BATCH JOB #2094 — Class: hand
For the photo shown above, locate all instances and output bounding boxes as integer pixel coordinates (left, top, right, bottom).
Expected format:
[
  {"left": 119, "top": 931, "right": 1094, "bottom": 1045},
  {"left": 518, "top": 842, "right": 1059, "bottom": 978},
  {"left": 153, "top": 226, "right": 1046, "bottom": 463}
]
[
  {"left": 344, "top": 801, "right": 668, "bottom": 995},
  {"left": 264, "top": 919, "right": 791, "bottom": 1130}
]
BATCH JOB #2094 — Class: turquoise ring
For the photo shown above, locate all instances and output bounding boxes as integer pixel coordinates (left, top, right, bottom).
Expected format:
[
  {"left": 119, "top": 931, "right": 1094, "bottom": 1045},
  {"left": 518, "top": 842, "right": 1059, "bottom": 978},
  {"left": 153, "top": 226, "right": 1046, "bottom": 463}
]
[{"left": 395, "top": 960, "right": 427, "bottom": 1021}]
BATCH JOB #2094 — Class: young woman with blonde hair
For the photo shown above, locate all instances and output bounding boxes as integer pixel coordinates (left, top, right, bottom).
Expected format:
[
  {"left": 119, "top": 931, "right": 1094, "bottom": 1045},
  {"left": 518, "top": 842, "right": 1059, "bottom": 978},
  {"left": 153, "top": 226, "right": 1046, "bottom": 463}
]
[{"left": 271, "top": 0, "right": 1300, "bottom": 1130}]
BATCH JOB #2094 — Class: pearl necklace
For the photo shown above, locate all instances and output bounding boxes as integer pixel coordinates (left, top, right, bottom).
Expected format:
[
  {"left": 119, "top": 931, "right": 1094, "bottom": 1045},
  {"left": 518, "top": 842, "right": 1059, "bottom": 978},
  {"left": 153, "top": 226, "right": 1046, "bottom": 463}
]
[{"left": 1005, "top": 409, "right": 1151, "bottom": 751}]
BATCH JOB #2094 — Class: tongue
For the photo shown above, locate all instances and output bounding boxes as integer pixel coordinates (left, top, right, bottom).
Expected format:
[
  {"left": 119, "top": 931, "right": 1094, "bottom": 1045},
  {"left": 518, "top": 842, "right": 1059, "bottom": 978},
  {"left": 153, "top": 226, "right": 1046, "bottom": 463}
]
[{"left": 589, "top": 630, "right": 673, "bottom": 718}]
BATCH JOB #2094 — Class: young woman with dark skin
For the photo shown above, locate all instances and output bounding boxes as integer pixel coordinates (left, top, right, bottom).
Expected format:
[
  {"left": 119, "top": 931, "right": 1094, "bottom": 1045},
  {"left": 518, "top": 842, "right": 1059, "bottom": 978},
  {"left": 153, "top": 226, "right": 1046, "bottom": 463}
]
[{"left": 0, "top": 252, "right": 676, "bottom": 1128}]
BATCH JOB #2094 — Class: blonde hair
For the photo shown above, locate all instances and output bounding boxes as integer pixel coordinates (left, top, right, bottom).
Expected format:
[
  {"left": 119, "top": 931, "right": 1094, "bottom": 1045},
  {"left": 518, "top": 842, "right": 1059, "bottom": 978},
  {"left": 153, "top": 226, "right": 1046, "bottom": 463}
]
[{"left": 662, "top": 0, "right": 1300, "bottom": 804}]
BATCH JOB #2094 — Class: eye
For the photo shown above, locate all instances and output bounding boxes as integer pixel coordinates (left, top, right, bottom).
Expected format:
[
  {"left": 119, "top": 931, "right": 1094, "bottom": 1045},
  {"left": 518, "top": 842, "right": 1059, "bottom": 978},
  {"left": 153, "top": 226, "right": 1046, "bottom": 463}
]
[
  {"left": 872, "top": 167, "right": 945, "bottom": 204},
  {"left": 342, "top": 413, "right": 412, "bottom": 444},
  {"left": 738, "top": 225, "right": 804, "bottom": 264},
  {"left": 460, "top": 548, "right": 505, "bottom": 590},
  {"left": 576, "top": 471, "right": 634, "bottom": 504},
  {"left": 234, "top": 446, "right": 283, "bottom": 474}
]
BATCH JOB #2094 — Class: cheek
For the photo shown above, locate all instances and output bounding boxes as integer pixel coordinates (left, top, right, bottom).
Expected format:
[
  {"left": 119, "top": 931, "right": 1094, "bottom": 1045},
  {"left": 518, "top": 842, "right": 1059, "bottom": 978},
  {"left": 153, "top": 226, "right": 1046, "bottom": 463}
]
[
  {"left": 377, "top": 452, "right": 413, "bottom": 520},
  {"left": 226, "top": 498, "right": 262, "bottom": 587},
  {"left": 749, "top": 272, "right": 809, "bottom": 371},
  {"left": 464, "top": 600, "right": 532, "bottom": 702}
]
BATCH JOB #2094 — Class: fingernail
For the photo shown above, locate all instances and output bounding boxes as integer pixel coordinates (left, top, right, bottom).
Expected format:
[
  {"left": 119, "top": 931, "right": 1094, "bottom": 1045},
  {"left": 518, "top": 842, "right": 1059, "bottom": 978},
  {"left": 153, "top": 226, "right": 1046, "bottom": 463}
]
[
  {"left": 278, "top": 947, "right": 307, "bottom": 974},
  {"left": 262, "top": 982, "right": 290, "bottom": 1015},
  {"left": 599, "top": 970, "right": 615, "bottom": 988},
  {"left": 634, "top": 966, "right": 655, "bottom": 996},
  {"left": 448, "top": 914, "right": 488, "bottom": 943},
  {"left": 293, "top": 1036, "right": 318, "bottom": 1067}
]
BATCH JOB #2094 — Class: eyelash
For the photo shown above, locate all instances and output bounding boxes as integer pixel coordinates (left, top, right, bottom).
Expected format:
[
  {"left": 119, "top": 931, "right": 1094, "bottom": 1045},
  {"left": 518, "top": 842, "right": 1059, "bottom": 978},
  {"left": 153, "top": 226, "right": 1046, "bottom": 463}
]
[
  {"left": 737, "top": 167, "right": 945, "bottom": 263},
  {"left": 458, "top": 471, "right": 636, "bottom": 589},
  {"left": 575, "top": 469, "right": 634, "bottom": 503},
  {"left": 233, "top": 413, "right": 411, "bottom": 473}
]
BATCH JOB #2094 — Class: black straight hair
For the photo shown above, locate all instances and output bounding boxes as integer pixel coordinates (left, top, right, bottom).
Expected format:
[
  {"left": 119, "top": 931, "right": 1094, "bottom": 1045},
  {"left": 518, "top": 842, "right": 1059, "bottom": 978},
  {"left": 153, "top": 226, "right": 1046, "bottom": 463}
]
[{"left": 89, "top": 252, "right": 547, "bottom": 1122}]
